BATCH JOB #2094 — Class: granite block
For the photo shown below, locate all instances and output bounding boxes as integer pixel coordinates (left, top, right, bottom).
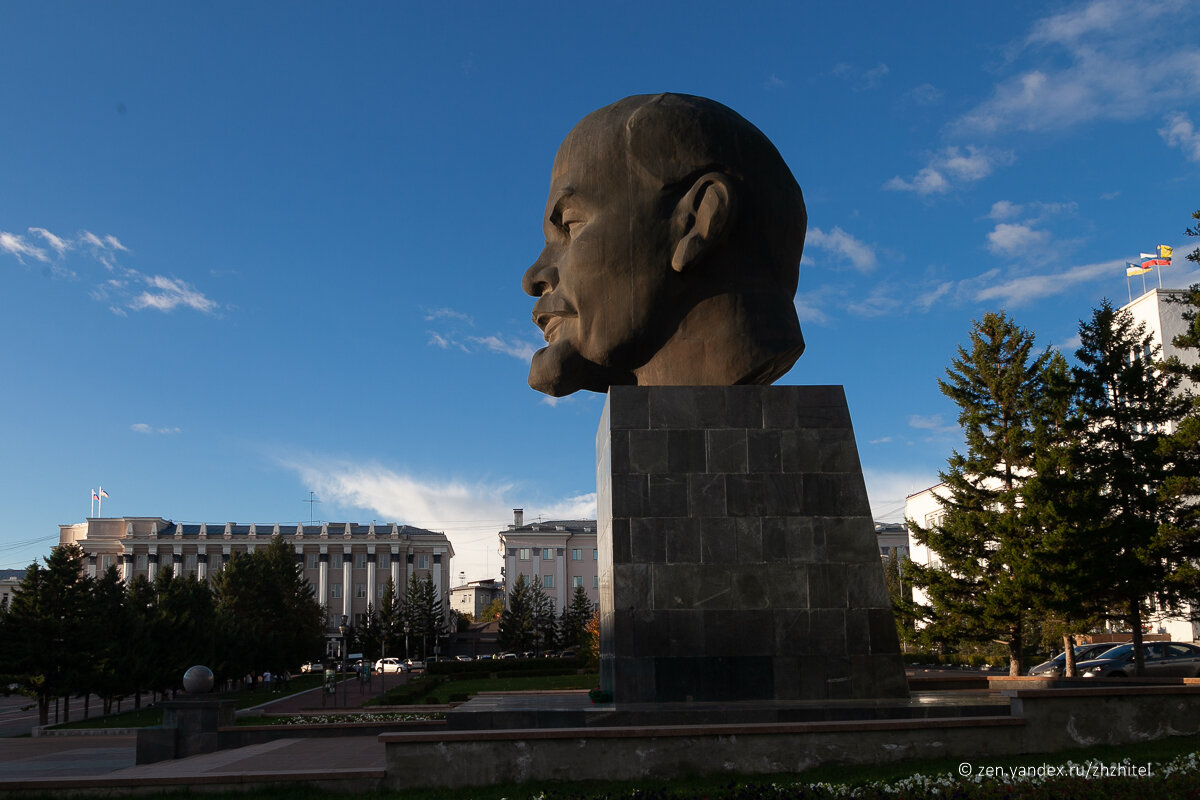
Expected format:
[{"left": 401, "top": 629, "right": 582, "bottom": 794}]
[
  {"left": 724, "top": 387, "right": 764, "bottom": 430},
  {"left": 612, "top": 564, "right": 653, "bottom": 608},
  {"left": 764, "top": 564, "right": 808, "bottom": 607},
  {"left": 611, "top": 473, "right": 649, "bottom": 518},
  {"left": 648, "top": 474, "right": 689, "bottom": 517},
  {"left": 729, "top": 566, "right": 769, "bottom": 609},
  {"left": 667, "top": 429, "right": 707, "bottom": 473},
  {"left": 664, "top": 518, "right": 701, "bottom": 563},
  {"left": 848, "top": 563, "right": 891, "bottom": 607},
  {"left": 808, "top": 564, "right": 849, "bottom": 608},
  {"left": 810, "top": 609, "right": 847, "bottom": 655},
  {"left": 820, "top": 428, "right": 862, "bottom": 472},
  {"left": 747, "top": 429, "right": 782, "bottom": 473},
  {"left": 725, "top": 474, "right": 764, "bottom": 516},
  {"left": 610, "top": 518, "right": 631, "bottom": 564},
  {"left": 699, "top": 516, "right": 736, "bottom": 563},
  {"left": 629, "top": 519, "right": 667, "bottom": 563},
  {"left": 734, "top": 517, "right": 763, "bottom": 562},
  {"left": 652, "top": 564, "right": 731, "bottom": 609},
  {"left": 706, "top": 428, "right": 748, "bottom": 473},
  {"left": 608, "top": 387, "right": 648, "bottom": 430},
  {"left": 608, "top": 429, "right": 631, "bottom": 474},
  {"left": 773, "top": 609, "right": 812, "bottom": 657},
  {"left": 780, "top": 429, "right": 822, "bottom": 473},
  {"left": 689, "top": 474, "right": 727, "bottom": 518},
  {"left": 845, "top": 609, "right": 872, "bottom": 655},
  {"left": 628, "top": 429, "right": 668, "bottom": 474}
]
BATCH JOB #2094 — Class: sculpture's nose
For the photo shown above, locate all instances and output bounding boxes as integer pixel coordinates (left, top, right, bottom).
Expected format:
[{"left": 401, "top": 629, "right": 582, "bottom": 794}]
[{"left": 522, "top": 251, "right": 558, "bottom": 297}]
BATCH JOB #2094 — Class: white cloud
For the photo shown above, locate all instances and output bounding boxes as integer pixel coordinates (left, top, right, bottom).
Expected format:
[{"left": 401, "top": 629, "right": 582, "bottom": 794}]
[
  {"left": 907, "top": 414, "right": 958, "bottom": 436},
  {"left": 832, "top": 62, "right": 890, "bottom": 91},
  {"left": 765, "top": 74, "right": 786, "bottom": 90},
  {"left": 1160, "top": 111, "right": 1200, "bottom": 163},
  {"left": 129, "top": 275, "right": 218, "bottom": 314},
  {"left": 29, "top": 227, "right": 71, "bottom": 257},
  {"left": 131, "top": 423, "right": 181, "bottom": 434},
  {"left": 987, "top": 201, "right": 1023, "bottom": 220},
  {"left": 956, "top": 0, "right": 1200, "bottom": 135},
  {"left": 847, "top": 284, "right": 901, "bottom": 318},
  {"left": 424, "top": 307, "right": 474, "bottom": 324},
  {"left": 279, "top": 456, "right": 595, "bottom": 580},
  {"left": 468, "top": 335, "right": 536, "bottom": 362},
  {"left": 805, "top": 226, "right": 877, "bottom": 273},
  {"left": 0, "top": 231, "right": 50, "bottom": 263},
  {"left": 972, "top": 257, "right": 1120, "bottom": 307},
  {"left": 987, "top": 223, "right": 1051, "bottom": 257},
  {"left": 906, "top": 83, "right": 944, "bottom": 105},
  {"left": 863, "top": 468, "right": 942, "bottom": 522},
  {"left": 885, "top": 147, "right": 1012, "bottom": 195},
  {"left": 914, "top": 281, "right": 954, "bottom": 312}
]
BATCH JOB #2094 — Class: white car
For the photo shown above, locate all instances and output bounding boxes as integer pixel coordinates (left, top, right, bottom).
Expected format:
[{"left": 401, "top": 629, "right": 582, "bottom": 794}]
[
  {"left": 374, "top": 657, "right": 405, "bottom": 673},
  {"left": 405, "top": 659, "right": 426, "bottom": 671}
]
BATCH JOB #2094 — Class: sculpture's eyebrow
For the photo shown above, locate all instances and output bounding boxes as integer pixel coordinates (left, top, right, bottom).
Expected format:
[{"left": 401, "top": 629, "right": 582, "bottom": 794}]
[{"left": 544, "top": 189, "right": 576, "bottom": 237}]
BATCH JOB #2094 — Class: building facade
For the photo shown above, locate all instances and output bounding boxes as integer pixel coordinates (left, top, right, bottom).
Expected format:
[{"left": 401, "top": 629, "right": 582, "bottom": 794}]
[
  {"left": 58, "top": 517, "right": 454, "bottom": 628},
  {"left": 499, "top": 509, "right": 598, "bottom": 613},
  {"left": 448, "top": 578, "right": 505, "bottom": 621}
]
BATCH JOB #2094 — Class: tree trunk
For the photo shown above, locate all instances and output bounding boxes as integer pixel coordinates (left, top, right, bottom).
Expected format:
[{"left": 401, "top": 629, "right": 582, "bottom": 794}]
[
  {"left": 37, "top": 696, "right": 48, "bottom": 727},
  {"left": 1063, "top": 633, "right": 1077, "bottom": 677},
  {"left": 1130, "top": 598, "right": 1145, "bottom": 676},
  {"left": 1008, "top": 623, "right": 1023, "bottom": 676},
  {"left": 63, "top": 694, "right": 70, "bottom": 723}
]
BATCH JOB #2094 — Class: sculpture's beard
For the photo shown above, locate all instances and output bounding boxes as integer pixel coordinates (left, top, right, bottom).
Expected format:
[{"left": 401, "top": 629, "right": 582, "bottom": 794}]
[{"left": 528, "top": 339, "right": 633, "bottom": 397}]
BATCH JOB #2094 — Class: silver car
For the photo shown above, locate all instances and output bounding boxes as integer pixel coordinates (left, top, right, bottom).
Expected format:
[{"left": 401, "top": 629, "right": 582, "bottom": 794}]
[
  {"left": 1027, "top": 643, "right": 1122, "bottom": 676},
  {"left": 1079, "top": 642, "right": 1200, "bottom": 678}
]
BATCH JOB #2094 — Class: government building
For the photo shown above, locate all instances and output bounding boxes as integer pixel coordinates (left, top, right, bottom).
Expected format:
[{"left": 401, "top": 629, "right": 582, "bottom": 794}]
[{"left": 59, "top": 516, "right": 454, "bottom": 628}]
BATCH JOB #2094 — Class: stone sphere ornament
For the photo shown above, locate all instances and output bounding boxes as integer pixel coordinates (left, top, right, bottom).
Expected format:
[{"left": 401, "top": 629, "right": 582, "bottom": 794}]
[{"left": 182, "top": 665, "right": 215, "bottom": 694}]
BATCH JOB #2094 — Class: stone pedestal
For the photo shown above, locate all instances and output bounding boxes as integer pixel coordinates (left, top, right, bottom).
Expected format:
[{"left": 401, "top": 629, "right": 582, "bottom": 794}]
[
  {"left": 135, "top": 697, "right": 236, "bottom": 764},
  {"left": 597, "top": 385, "right": 908, "bottom": 704}
]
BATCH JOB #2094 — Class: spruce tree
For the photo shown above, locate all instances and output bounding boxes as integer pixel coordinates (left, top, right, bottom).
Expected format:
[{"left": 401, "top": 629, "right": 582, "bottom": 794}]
[
  {"left": 498, "top": 574, "right": 534, "bottom": 652},
  {"left": 908, "top": 311, "right": 1055, "bottom": 675},
  {"left": 1070, "top": 300, "right": 1192, "bottom": 675}
]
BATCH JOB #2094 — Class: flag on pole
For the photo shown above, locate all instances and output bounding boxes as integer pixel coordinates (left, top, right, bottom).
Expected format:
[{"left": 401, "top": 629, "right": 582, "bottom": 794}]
[
  {"left": 92, "top": 489, "right": 99, "bottom": 502},
  {"left": 1127, "top": 262, "right": 1151, "bottom": 276},
  {"left": 1159, "top": 245, "right": 1173, "bottom": 260},
  {"left": 1141, "top": 255, "right": 1168, "bottom": 269},
  {"left": 99, "top": 488, "right": 109, "bottom": 498}
]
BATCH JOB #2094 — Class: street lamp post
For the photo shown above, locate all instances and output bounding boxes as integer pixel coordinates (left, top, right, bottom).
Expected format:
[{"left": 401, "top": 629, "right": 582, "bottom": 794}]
[{"left": 338, "top": 614, "right": 348, "bottom": 709}]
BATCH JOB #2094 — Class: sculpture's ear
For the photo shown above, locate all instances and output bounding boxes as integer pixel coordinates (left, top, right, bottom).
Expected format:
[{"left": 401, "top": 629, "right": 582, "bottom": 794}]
[{"left": 671, "top": 172, "right": 735, "bottom": 273}]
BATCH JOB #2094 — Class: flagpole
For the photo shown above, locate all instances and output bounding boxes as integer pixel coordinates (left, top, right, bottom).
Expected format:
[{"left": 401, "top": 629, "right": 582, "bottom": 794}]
[
  {"left": 90, "top": 490, "right": 95, "bottom": 518},
  {"left": 1127, "top": 275, "right": 1132, "bottom": 303},
  {"left": 98, "top": 486, "right": 103, "bottom": 517}
]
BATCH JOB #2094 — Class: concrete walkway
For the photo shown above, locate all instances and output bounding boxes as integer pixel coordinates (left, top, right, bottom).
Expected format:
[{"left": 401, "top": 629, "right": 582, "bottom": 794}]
[{"left": 0, "top": 677, "right": 410, "bottom": 793}]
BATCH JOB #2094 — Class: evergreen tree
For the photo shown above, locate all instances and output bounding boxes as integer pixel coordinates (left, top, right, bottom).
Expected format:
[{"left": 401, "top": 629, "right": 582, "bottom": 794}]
[
  {"left": 559, "top": 585, "right": 594, "bottom": 650},
  {"left": 498, "top": 574, "right": 534, "bottom": 652},
  {"left": 377, "top": 577, "right": 401, "bottom": 658},
  {"left": 908, "top": 311, "right": 1056, "bottom": 675},
  {"left": 882, "top": 553, "right": 918, "bottom": 652},
  {"left": 0, "top": 544, "right": 92, "bottom": 725},
  {"left": 89, "top": 565, "right": 135, "bottom": 713},
  {"left": 529, "top": 577, "right": 557, "bottom": 654},
  {"left": 1069, "top": 300, "right": 1192, "bottom": 675}
]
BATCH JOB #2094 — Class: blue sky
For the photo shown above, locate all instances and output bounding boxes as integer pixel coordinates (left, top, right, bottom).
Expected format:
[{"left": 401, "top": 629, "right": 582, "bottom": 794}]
[{"left": 3, "top": 1, "right": 1200, "bottom": 582}]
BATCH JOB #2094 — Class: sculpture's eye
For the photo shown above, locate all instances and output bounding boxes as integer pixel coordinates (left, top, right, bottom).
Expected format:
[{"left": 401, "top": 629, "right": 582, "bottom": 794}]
[{"left": 562, "top": 215, "right": 586, "bottom": 238}]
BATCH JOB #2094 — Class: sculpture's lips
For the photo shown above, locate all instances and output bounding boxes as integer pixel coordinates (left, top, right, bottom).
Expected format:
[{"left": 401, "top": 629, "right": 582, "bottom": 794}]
[{"left": 532, "top": 296, "right": 576, "bottom": 344}]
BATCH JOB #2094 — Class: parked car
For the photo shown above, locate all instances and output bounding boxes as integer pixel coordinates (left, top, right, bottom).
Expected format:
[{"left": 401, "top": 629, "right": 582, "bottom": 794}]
[
  {"left": 454, "top": 655, "right": 473, "bottom": 662},
  {"left": 374, "top": 657, "right": 406, "bottom": 673},
  {"left": 405, "top": 658, "right": 426, "bottom": 671},
  {"left": 1027, "top": 643, "right": 1122, "bottom": 676},
  {"left": 1078, "top": 642, "right": 1200, "bottom": 678},
  {"left": 299, "top": 661, "right": 324, "bottom": 673}
]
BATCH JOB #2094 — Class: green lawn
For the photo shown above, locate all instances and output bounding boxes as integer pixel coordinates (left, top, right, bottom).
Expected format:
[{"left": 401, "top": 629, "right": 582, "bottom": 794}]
[
  {"left": 53, "top": 674, "right": 326, "bottom": 730},
  {"left": 368, "top": 671, "right": 599, "bottom": 705}
]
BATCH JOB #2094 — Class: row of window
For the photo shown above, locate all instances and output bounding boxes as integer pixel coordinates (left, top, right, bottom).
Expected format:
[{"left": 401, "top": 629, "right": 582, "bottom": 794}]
[
  {"left": 123, "top": 552, "right": 431, "bottom": 572},
  {"left": 537, "top": 574, "right": 598, "bottom": 589},
  {"left": 329, "top": 583, "right": 388, "bottom": 599},
  {"left": 517, "top": 548, "right": 597, "bottom": 561}
]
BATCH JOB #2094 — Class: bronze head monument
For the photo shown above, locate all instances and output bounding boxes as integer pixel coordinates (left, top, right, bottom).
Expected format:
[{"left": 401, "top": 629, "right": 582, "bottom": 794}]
[{"left": 523, "top": 93, "right": 807, "bottom": 397}]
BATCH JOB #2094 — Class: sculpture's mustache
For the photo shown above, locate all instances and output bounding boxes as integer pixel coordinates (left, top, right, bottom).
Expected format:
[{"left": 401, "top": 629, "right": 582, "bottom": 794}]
[{"left": 532, "top": 295, "right": 576, "bottom": 344}]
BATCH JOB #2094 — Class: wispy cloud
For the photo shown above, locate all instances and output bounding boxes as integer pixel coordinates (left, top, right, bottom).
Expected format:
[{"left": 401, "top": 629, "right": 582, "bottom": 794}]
[
  {"left": 906, "top": 83, "right": 944, "bottom": 106},
  {"left": 971, "top": 257, "right": 1120, "bottom": 307},
  {"left": 129, "top": 275, "right": 218, "bottom": 314},
  {"left": 278, "top": 456, "right": 596, "bottom": 578},
  {"left": 955, "top": 0, "right": 1200, "bottom": 136},
  {"left": 131, "top": 423, "right": 182, "bottom": 434},
  {"left": 806, "top": 226, "right": 878, "bottom": 273},
  {"left": 907, "top": 414, "right": 959, "bottom": 436},
  {"left": 765, "top": 74, "right": 786, "bottom": 90},
  {"left": 832, "top": 62, "right": 890, "bottom": 92},
  {"left": 987, "top": 223, "right": 1052, "bottom": 257},
  {"left": 847, "top": 284, "right": 901, "bottom": 318},
  {"left": 2, "top": 226, "right": 219, "bottom": 315},
  {"left": 424, "top": 307, "right": 474, "bottom": 324},
  {"left": 913, "top": 281, "right": 954, "bottom": 312},
  {"left": 885, "top": 146, "right": 1014, "bottom": 195},
  {"left": 1160, "top": 111, "right": 1200, "bottom": 163},
  {"left": 863, "top": 467, "right": 942, "bottom": 522},
  {"left": 468, "top": 335, "right": 536, "bottom": 362}
]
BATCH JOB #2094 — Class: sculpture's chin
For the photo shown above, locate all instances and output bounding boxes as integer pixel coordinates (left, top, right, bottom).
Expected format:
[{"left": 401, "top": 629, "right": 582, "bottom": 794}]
[{"left": 528, "top": 342, "right": 631, "bottom": 397}]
